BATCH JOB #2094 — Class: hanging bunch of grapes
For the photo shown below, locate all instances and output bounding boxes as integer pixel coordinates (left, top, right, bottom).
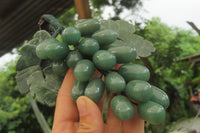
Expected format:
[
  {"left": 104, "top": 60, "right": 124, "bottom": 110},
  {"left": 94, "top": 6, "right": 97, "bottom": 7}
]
[{"left": 16, "top": 15, "right": 169, "bottom": 125}]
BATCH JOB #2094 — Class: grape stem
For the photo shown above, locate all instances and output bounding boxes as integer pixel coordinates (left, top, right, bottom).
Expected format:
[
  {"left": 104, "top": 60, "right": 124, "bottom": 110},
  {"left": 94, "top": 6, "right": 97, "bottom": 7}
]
[
  {"left": 111, "top": 69, "right": 118, "bottom": 72},
  {"left": 100, "top": 73, "right": 103, "bottom": 79},
  {"left": 38, "top": 14, "right": 64, "bottom": 38},
  {"left": 96, "top": 68, "right": 108, "bottom": 76},
  {"left": 130, "top": 100, "right": 138, "bottom": 106},
  {"left": 102, "top": 89, "right": 111, "bottom": 123}
]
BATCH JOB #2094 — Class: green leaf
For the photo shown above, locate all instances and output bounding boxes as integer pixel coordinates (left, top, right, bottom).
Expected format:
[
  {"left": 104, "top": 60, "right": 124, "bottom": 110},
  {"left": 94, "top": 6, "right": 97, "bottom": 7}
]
[
  {"left": 119, "top": 34, "right": 156, "bottom": 57},
  {"left": 16, "top": 65, "right": 40, "bottom": 94},
  {"left": 16, "top": 44, "right": 41, "bottom": 71},
  {"left": 27, "top": 66, "right": 62, "bottom": 106},
  {"left": 100, "top": 20, "right": 155, "bottom": 57},
  {"left": 28, "top": 38, "right": 40, "bottom": 46},
  {"left": 101, "top": 20, "right": 135, "bottom": 38},
  {"left": 33, "top": 30, "right": 51, "bottom": 42}
]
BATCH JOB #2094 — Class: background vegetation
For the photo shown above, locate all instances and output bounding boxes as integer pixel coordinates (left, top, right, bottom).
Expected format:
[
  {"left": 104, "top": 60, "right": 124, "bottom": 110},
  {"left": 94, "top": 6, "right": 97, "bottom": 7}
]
[{"left": 1, "top": 0, "right": 200, "bottom": 132}]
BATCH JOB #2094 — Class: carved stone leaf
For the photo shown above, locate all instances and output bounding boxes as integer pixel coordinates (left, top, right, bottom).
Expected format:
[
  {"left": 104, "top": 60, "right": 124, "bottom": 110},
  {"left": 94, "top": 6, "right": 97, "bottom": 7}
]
[
  {"left": 33, "top": 30, "right": 51, "bottom": 43},
  {"left": 16, "top": 44, "right": 41, "bottom": 71},
  {"left": 100, "top": 20, "right": 155, "bottom": 57},
  {"left": 101, "top": 20, "right": 135, "bottom": 39},
  {"left": 119, "top": 34, "right": 155, "bottom": 57},
  {"left": 16, "top": 65, "right": 40, "bottom": 94},
  {"left": 27, "top": 66, "right": 62, "bottom": 106},
  {"left": 28, "top": 38, "right": 40, "bottom": 46}
]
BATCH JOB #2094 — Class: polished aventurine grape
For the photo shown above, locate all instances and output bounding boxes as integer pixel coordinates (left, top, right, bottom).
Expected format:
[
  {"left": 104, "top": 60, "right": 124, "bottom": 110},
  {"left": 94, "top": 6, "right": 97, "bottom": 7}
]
[
  {"left": 118, "top": 64, "right": 150, "bottom": 82},
  {"left": 100, "top": 42, "right": 121, "bottom": 50},
  {"left": 61, "top": 26, "right": 81, "bottom": 45},
  {"left": 52, "top": 60, "right": 68, "bottom": 77},
  {"left": 125, "top": 80, "right": 152, "bottom": 102},
  {"left": 93, "top": 50, "right": 116, "bottom": 70},
  {"left": 71, "top": 80, "right": 88, "bottom": 102},
  {"left": 92, "top": 29, "right": 118, "bottom": 46},
  {"left": 66, "top": 51, "right": 83, "bottom": 68},
  {"left": 84, "top": 78, "right": 105, "bottom": 102},
  {"left": 137, "top": 101, "right": 166, "bottom": 125},
  {"left": 150, "top": 85, "right": 170, "bottom": 109},
  {"left": 74, "top": 59, "right": 94, "bottom": 81},
  {"left": 105, "top": 72, "right": 126, "bottom": 93},
  {"left": 108, "top": 45, "right": 137, "bottom": 63},
  {"left": 111, "top": 95, "right": 134, "bottom": 121},
  {"left": 36, "top": 38, "right": 69, "bottom": 60},
  {"left": 78, "top": 38, "right": 99, "bottom": 56},
  {"left": 75, "top": 19, "right": 100, "bottom": 36}
]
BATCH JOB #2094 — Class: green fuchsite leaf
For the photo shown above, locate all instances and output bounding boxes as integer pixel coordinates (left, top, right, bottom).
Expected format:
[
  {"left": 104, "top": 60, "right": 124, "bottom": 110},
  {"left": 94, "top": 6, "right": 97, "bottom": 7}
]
[
  {"left": 16, "top": 44, "right": 41, "bottom": 71},
  {"left": 125, "top": 80, "right": 152, "bottom": 102},
  {"left": 137, "top": 101, "right": 166, "bottom": 125},
  {"left": 92, "top": 29, "right": 118, "bottom": 46},
  {"left": 27, "top": 66, "right": 62, "bottom": 106},
  {"left": 111, "top": 95, "right": 135, "bottom": 121},
  {"left": 71, "top": 80, "right": 88, "bottom": 102},
  {"left": 33, "top": 30, "right": 51, "bottom": 42},
  {"left": 28, "top": 38, "right": 40, "bottom": 46},
  {"left": 118, "top": 64, "right": 150, "bottom": 82},
  {"left": 100, "top": 42, "right": 121, "bottom": 50},
  {"left": 93, "top": 50, "right": 116, "bottom": 70},
  {"left": 16, "top": 65, "right": 41, "bottom": 94},
  {"left": 61, "top": 26, "right": 81, "bottom": 45},
  {"left": 150, "top": 85, "right": 170, "bottom": 109},
  {"left": 74, "top": 59, "right": 95, "bottom": 81},
  {"left": 78, "top": 38, "right": 100, "bottom": 56},
  {"left": 120, "top": 34, "right": 155, "bottom": 57},
  {"left": 84, "top": 78, "right": 105, "bottom": 102},
  {"left": 36, "top": 38, "right": 69, "bottom": 60},
  {"left": 75, "top": 18, "right": 100, "bottom": 36},
  {"left": 100, "top": 20, "right": 155, "bottom": 57},
  {"left": 105, "top": 72, "right": 126, "bottom": 93},
  {"left": 52, "top": 60, "right": 68, "bottom": 77},
  {"left": 66, "top": 51, "right": 83, "bottom": 68},
  {"left": 100, "top": 20, "right": 135, "bottom": 39},
  {"left": 108, "top": 45, "right": 137, "bottom": 63}
]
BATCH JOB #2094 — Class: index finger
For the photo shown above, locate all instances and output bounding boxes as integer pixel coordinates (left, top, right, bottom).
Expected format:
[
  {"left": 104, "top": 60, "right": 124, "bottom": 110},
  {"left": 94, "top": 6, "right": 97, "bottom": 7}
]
[{"left": 52, "top": 69, "right": 78, "bottom": 132}]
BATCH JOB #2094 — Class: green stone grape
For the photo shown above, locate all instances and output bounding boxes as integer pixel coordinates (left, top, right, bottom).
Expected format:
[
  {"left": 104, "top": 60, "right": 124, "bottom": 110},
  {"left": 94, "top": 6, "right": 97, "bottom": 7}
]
[
  {"left": 84, "top": 78, "right": 105, "bottom": 102},
  {"left": 150, "top": 85, "right": 170, "bottom": 110},
  {"left": 118, "top": 64, "right": 150, "bottom": 82},
  {"left": 93, "top": 50, "right": 116, "bottom": 70},
  {"left": 108, "top": 45, "right": 137, "bottom": 63},
  {"left": 137, "top": 101, "right": 166, "bottom": 125},
  {"left": 78, "top": 38, "right": 99, "bottom": 56},
  {"left": 92, "top": 29, "right": 118, "bottom": 46},
  {"left": 74, "top": 59, "right": 94, "bottom": 81},
  {"left": 61, "top": 26, "right": 81, "bottom": 45},
  {"left": 52, "top": 60, "right": 68, "bottom": 77},
  {"left": 66, "top": 51, "right": 83, "bottom": 68},
  {"left": 75, "top": 19, "right": 100, "bottom": 36},
  {"left": 71, "top": 80, "right": 88, "bottom": 102},
  {"left": 111, "top": 95, "right": 135, "bottom": 121},
  {"left": 125, "top": 80, "right": 152, "bottom": 102},
  {"left": 105, "top": 72, "right": 126, "bottom": 93}
]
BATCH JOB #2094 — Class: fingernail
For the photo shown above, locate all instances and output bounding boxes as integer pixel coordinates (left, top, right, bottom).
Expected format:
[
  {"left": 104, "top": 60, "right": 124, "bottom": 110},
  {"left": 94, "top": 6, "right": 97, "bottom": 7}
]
[{"left": 77, "top": 97, "right": 87, "bottom": 116}]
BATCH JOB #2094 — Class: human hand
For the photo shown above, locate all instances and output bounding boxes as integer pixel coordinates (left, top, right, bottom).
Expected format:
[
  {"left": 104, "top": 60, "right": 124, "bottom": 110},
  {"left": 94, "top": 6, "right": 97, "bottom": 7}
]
[{"left": 52, "top": 68, "right": 144, "bottom": 133}]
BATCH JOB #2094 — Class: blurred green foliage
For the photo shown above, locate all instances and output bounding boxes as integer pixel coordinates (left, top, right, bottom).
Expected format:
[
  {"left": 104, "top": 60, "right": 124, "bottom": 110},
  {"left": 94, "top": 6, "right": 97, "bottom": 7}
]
[{"left": 0, "top": 61, "right": 54, "bottom": 132}]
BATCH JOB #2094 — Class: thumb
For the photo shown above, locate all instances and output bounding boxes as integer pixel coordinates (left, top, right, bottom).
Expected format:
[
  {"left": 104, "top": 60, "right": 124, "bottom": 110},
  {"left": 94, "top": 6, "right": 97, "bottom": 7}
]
[{"left": 76, "top": 96, "right": 104, "bottom": 133}]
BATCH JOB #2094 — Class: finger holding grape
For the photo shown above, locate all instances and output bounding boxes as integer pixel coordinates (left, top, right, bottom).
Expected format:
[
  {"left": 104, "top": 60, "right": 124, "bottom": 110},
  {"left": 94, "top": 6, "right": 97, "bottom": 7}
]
[{"left": 52, "top": 68, "right": 145, "bottom": 133}]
